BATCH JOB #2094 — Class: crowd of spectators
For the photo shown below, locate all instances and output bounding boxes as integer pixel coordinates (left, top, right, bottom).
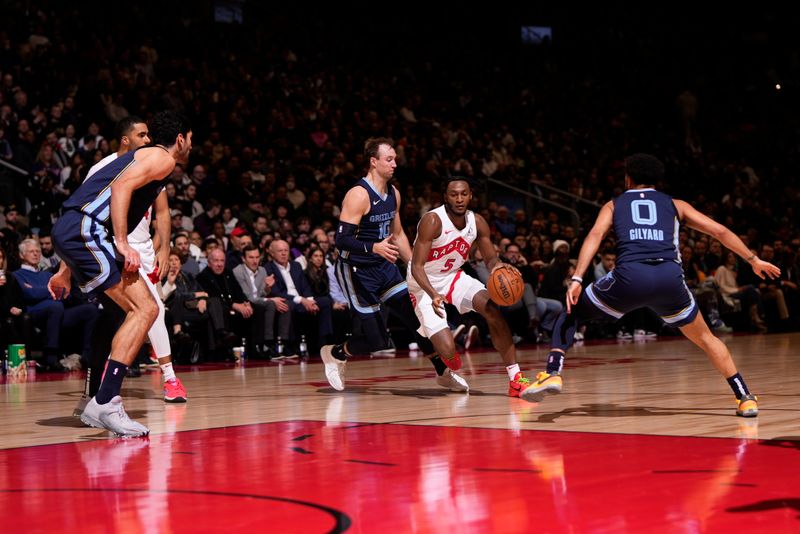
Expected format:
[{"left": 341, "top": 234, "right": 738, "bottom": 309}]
[{"left": 1, "top": 5, "right": 799, "bottom": 368}]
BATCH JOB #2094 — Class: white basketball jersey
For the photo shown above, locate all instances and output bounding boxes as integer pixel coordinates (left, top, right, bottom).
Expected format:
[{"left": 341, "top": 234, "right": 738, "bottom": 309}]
[
  {"left": 417, "top": 205, "right": 477, "bottom": 286},
  {"left": 127, "top": 206, "right": 153, "bottom": 244}
]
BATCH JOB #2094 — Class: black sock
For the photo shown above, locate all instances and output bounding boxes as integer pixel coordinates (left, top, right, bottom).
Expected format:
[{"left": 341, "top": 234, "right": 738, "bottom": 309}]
[
  {"left": 332, "top": 343, "right": 347, "bottom": 361},
  {"left": 546, "top": 351, "right": 564, "bottom": 374},
  {"left": 429, "top": 354, "right": 447, "bottom": 376},
  {"left": 726, "top": 373, "right": 750, "bottom": 400},
  {"left": 95, "top": 360, "right": 127, "bottom": 404}
]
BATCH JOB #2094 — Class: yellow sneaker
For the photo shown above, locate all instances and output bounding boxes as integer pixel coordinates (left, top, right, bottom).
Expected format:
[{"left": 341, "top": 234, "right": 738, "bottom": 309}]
[
  {"left": 520, "top": 371, "right": 563, "bottom": 403},
  {"left": 736, "top": 394, "right": 758, "bottom": 417}
]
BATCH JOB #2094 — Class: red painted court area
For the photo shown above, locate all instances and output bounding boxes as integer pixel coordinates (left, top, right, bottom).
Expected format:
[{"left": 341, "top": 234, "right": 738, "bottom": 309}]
[{"left": 1, "top": 422, "right": 798, "bottom": 533}]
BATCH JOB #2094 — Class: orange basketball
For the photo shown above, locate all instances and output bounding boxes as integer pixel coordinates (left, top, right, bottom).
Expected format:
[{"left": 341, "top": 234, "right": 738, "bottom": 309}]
[{"left": 487, "top": 266, "right": 524, "bottom": 306}]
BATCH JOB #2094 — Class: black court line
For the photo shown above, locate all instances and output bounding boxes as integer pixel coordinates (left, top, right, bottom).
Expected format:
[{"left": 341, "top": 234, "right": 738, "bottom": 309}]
[
  {"left": 0, "top": 488, "right": 351, "bottom": 533},
  {"left": 292, "top": 434, "right": 314, "bottom": 441},
  {"left": 291, "top": 447, "right": 313, "bottom": 454},
  {"left": 346, "top": 459, "right": 396, "bottom": 467}
]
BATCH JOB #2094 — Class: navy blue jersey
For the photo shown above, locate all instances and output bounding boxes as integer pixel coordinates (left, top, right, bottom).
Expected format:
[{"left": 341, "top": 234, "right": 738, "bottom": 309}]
[
  {"left": 340, "top": 178, "right": 397, "bottom": 266},
  {"left": 613, "top": 188, "right": 679, "bottom": 264},
  {"left": 62, "top": 149, "right": 169, "bottom": 232}
]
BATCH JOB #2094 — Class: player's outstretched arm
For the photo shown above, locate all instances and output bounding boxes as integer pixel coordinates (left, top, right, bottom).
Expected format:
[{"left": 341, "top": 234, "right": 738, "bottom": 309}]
[
  {"left": 474, "top": 214, "right": 516, "bottom": 275},
  {"left": 573, "top": 201, "right": 614, "bottom": 280},
  {"left": 561, "top": 201, "right": 613, "bottom": 312},
  {"left": 675, "top": 199, "right": 781, "bottom": 280}
]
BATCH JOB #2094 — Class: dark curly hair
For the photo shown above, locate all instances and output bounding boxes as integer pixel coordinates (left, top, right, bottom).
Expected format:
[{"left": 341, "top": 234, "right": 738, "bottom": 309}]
[
  {"left": 442, "top": 175, "right": 473, "bottom": 192},
  {"left": 148, "top": 110, "right": 191, "bottom": 147},
  {"left": 625, "top": 153, "right": 664, "bottom": 186}
]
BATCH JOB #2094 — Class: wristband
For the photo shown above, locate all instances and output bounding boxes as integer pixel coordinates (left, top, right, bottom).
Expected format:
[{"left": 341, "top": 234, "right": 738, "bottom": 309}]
[
  {"left": 745, "top": 254, "right": 756, "bottom": 262},
  {"left": 570, "top": 275, "right": 583, "bottom": 284}
]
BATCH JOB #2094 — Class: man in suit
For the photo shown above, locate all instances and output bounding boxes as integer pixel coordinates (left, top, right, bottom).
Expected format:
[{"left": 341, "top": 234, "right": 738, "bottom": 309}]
[
  {"left": 196, "top": 248, "right": 251, "bottom": 355},
  {"left": 265, "top": 239, "right": 333, "bottom": 350},
  {"left": 233, "top": 245, "right": 291, "bottom": 358}
]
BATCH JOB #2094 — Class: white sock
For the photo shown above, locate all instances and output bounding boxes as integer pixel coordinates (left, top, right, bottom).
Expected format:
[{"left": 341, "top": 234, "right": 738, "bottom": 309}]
[
  {"left": 160, "top": 362, "right": 176, "bottom": 382},
  {"left": 506, "top": 363, "right": 520, "bottom": 380}
]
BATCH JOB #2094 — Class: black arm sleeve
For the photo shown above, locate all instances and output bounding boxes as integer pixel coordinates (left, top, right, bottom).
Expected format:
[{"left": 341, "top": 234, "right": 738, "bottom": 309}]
[{"left": 336, "top": 221, "right": 374, "bottom": 254}]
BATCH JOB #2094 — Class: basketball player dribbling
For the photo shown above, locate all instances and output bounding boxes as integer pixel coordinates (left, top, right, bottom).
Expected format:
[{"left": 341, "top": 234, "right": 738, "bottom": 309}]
[{"left": 409, "top": 177, "right": 540, "bottom": 400}]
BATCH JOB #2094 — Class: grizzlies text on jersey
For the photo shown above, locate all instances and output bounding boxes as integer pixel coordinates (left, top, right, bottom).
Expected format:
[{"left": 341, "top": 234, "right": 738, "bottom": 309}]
[{"left": 339, "top": 178, "right": 397, "bottom": 267}]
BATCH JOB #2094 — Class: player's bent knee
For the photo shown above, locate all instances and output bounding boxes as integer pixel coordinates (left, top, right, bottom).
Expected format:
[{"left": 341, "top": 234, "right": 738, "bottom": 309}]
[{"left": 146, "top": 300, "right": 160, "bottom": 323}]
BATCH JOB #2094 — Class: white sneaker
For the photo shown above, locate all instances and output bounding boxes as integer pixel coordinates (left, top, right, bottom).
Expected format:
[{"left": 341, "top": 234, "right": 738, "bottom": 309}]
[
  {"left": 435, "top": 369, "right": 469, "bottom": 392},
  {"left": 80, "top": 396, "right": 150, "bottom": 438},
  {"left": 616, "top": 330, "right": 633, "bottom": 341},
  {"left": 633, "top": 329, "right": 657, "bottom": 340},
  {"left": 464, "top": 325, "right": 480, "bottom": 350},
  {"left": 573, "top": 332, "right": 585, "bottom": 341},
  {"left": 408, "top": 342, "right": 419, "bottom": 351},
  {"left": 320, "top": 345, "right": 347, "bottom": 391}
]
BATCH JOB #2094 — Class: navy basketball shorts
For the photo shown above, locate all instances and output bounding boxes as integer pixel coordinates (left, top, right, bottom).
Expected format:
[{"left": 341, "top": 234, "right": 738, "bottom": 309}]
[
  {"left": 335, "top": 260, "right": 408, "bottom": 317},
  {"left": 52, "top": 210, "right": 122, "bottom": 296},
  {"left": 584, "top": 260, "right": 698, "bottom": 327}
]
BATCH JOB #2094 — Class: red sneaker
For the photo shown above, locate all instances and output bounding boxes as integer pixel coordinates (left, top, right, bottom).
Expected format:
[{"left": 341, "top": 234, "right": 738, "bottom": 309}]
[
  {"left": 508, "top": 372, "right": 533, "bottom": 398},
  {"left": 164, "top": 378, "right": 188, "bottom": 403}
]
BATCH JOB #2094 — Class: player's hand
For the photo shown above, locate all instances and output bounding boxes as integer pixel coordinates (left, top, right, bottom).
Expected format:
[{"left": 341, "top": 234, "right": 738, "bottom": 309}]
[
  {"left": 566, "top": 280, "right": 582, "bottom": 314},
  {"left": 750, "top": 258, "right": 781, "bottom": 280},
  {"left": 47, "top": 269, "right": 71, "bottom": 300},
  {"left": 117, "top": 242, "right": 141, "bottom": 272},
  {"left": 156, "top": 247, "right": 170, "bottom": 280},
  {"left": 431, "top": 294, "right": 446, "bottom": 318},
  {"left": 373, "top": 236, "right": 399, "bottom": 263},
  {"left": 492, "top": 262, "right": 521, "bottom": 278}
]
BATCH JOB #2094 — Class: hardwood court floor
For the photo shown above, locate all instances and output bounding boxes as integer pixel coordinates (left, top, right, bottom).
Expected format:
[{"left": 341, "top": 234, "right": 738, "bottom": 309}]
[{"left": 1, "top": 333, "right": 799, "bottom": 532}]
